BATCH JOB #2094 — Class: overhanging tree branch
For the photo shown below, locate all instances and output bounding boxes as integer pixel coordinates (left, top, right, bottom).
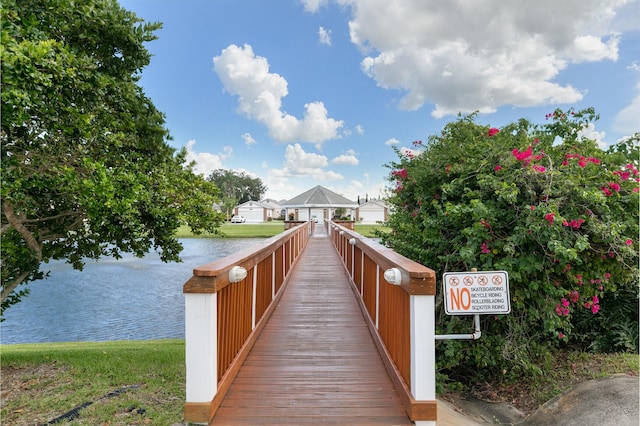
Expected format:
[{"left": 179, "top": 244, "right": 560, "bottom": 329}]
[{"left": 2, "top": 201, "right": 43, "bottom": 261}]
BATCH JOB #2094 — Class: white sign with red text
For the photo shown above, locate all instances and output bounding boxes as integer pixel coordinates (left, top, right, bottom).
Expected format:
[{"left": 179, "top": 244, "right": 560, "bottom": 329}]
[{"left": 443, "top": 271, "right": 511, "bottom": 315}]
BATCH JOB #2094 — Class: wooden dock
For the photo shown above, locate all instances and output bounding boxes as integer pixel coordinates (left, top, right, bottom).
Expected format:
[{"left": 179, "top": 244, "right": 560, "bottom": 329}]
[{"left": 210, "top": 227, "right": 413, "bottom": 425}]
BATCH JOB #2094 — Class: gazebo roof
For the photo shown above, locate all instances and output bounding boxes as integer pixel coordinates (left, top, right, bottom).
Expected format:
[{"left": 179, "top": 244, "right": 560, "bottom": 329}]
[{"left": 283, "top": 185, "right": 357, "bottom": 208}]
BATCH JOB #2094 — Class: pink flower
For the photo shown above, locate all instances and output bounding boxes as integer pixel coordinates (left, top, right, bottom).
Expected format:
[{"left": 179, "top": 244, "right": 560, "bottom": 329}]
[
  {"left": 555, "top": 304, "right": 569, "bottom": 316},
  {"left": 494, "top": 164, "right": 502, "bottom": 171},
  {"left": 488, "top": 127, "right": 500, "bottom": 137},
  {"left": 481, "top": 242, "right": 491, "bottom": 254},
  {"left": 578, "top": 157, "right": 587, "bottom": 168},
  {"left": 609, "top": 182, "right": 621, "bottom": 192},
  {"left": 563, "top": 218, "right": 585, "bottom": 229},
  {"left": 545, "top": 212, "right": 555, "bottom": 224},
  {"left": 613, "top": 171, "right": 631, "bottom": 181},
  {"left": 592, "top": 295, "right": 599, "bottom": 304},
  {"left": 558, "top": 333, "right": 565, "bottom": 339},
  {"left": 602, "top": 187, "right": 612, "bottom": 196},
  {"left": 512, "top": 146, "right": 533, "bottom": 164},
  {"left": 561, "top": 298, "right": 570, "bottom": 308},
  {"left": 392, "top": 169, "right": 408, "bottom": 180},
  {"left": 591, "top": 304, "right": 600, "bottom": 314},
  {"left": 568, "top": 290, "right": 580, "bottom": 303},
  {"left": 532, "top": 165, "right": 546, "bottom": 173},
  {"left": 626, "top": 239, "right": 633, "bottom": 245}
]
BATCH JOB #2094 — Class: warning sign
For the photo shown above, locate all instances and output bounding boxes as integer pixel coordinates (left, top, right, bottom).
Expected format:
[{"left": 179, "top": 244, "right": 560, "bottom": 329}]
[{"left": 443, "top": 271, "right": 510, "bottom": 315}]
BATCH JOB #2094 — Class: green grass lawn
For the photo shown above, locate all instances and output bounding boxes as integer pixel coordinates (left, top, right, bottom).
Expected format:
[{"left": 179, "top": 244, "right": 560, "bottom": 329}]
[
  {"left": 1, "top": 340, "right": 185, "bottom": 425},
  {"left": 175, "top": 221, "right": 390, "bottom": 239}
]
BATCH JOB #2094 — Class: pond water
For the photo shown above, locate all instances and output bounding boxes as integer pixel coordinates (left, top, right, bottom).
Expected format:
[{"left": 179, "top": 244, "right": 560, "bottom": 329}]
[{"left": 0, "top": 238, "right": 263, "bottom": 345}]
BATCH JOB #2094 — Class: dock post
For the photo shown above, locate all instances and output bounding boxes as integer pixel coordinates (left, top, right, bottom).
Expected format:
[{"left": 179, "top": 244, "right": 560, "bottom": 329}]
[
  {"left": 411, "top": 294, "right": 437, "bottom": 426},
  {"left": 184, "top": 293, "right": 218, "bottom": 424}
]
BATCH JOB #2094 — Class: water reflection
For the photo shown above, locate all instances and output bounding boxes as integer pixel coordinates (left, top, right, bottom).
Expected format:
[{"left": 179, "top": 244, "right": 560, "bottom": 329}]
[{"left": 0, "top": 238, "right": 263, "bottom": 344}]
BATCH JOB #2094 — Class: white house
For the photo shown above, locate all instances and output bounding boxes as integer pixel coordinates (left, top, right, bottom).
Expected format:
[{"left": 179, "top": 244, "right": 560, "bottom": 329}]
[
  {"left": 233, "top": 199, "right": 284, "bottom": 223},
  {"left": 282, "top": 185, "right": 358, "bottom": 222},
  {"left": 234, "top": 200, "right": 269, "bottom": 223},
  {"left": 355, "top": 200, "right": 390, "bottom": 224},
  {"left": 260, "top": 198, "right": 284, "bottom": 220}
]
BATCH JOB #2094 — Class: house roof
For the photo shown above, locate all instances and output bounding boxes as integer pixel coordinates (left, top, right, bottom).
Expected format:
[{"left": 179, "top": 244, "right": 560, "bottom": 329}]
[
  {"left": 356, "top": 200, "right": 390, "bottom": 209},
  {"left": 260, "top": 198, "right": 282, "bottom": 209},
  {"left": 283, "top": 185, "right": 357, "bottom": 208},
  {"left": 236, "top": 200, "right": 271, "bottom": 209}
]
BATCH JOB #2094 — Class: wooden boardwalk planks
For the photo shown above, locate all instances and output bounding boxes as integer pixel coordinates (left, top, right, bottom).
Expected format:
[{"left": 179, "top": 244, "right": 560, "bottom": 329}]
[{"left": 210, "top": 227, "right": 412, "bottom": 425}]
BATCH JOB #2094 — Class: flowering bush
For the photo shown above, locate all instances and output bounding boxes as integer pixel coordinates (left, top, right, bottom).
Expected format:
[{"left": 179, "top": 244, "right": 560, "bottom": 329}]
[{"left": 383, "top": 108, "right": 639, "bottom": 382}]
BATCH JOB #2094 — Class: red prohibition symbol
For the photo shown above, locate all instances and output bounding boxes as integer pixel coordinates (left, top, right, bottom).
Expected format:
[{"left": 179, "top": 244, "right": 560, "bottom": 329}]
[
  {"left": 492, "top": 275, "right": 503, "bottom": 286},
  {"left": 478, "top": 276, "right": 488, "bottom": 286},
  {"left": 449, "top": 276, "right": 460, "bottom": 287},
  {"left": 463, "top": 276, "right": 474, "bottom": 286}
]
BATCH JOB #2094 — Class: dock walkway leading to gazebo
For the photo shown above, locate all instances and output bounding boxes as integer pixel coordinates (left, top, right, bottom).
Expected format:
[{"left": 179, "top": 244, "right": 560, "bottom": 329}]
[
  {"left": 183, "top": 221, "right": 437, "bottom": 425},
  {"left": 210, "top": 226, "right": 412, "bottom": 424}
]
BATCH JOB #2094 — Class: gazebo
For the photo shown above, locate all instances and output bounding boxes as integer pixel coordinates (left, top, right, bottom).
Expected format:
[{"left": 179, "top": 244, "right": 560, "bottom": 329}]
[{"left": 282, "top": 185, "right": 358, "bottom": 223}]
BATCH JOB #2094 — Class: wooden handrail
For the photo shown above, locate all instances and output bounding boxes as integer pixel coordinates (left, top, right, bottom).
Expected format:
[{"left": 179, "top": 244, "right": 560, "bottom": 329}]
[
  {"left": 184, "top": 224, "right": 307, "bottom": 292},
  {"left": 183, "top": 223, "right": 310, "bottom": 424},
  {"left": 328, "top": 221, "right": 438, "bottom": 422}
]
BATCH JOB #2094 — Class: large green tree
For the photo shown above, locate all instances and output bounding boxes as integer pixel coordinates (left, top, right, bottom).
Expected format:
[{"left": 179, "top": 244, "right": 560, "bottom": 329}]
[
  {"left": 207, "top": 169, "right": 267, "bottom": 217},
  {"left": 383, "top": 109, "right": 638, "bottom": 384},
  {"left": 1, "top": 0, "right": 224, "bottom": 315}
]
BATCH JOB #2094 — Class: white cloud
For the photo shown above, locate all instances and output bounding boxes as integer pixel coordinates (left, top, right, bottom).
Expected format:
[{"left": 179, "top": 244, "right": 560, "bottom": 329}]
[
  {"left": 349, "top": 179, "right": 364, "bottom": 190},
  {"left": 385, "top": 137, "right": 400, "bottom": 146},
  {"left": 319, "top": 26, "right": 332, "bottom": 45},
  {"left": 300, "top": 0, "right": 328, "bottom": 12},
  {"left": 213, "top": 44, "right": 344, "bottom": 145},
  {"left": 242, "top": 132, "right": 256, "bottom": 146},
  {"left": 399, "top": 146, "right": 420, "bottom": 158},
  {"left": 331, "top": 149, "right": 359, "bottom": 165},
  {"left": 355, "top": 124, "right": 364, "bottom": 134},
  {"left": 335, "top": 0, "right": 631, "bottom": 118},
  {"left": 269, "top": 143, "right": 344, "bottom": 181},
  {"left": 184, "top": 140, "right": 229, "bottom": 176},
  {"left": 613, "top": 67, "right": 640, "bottom": 136},
  {"left": 578, "top": 123, "right": 607, "bottom": 149},
  {"left": 613, "top": 92, "right": 640, "bottom": 136}
]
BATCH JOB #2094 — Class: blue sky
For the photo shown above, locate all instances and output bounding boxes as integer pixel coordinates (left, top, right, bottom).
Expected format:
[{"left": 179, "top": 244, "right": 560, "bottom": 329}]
[{"left": 119, "top": 0, "right": 639, "bottom": 202}]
